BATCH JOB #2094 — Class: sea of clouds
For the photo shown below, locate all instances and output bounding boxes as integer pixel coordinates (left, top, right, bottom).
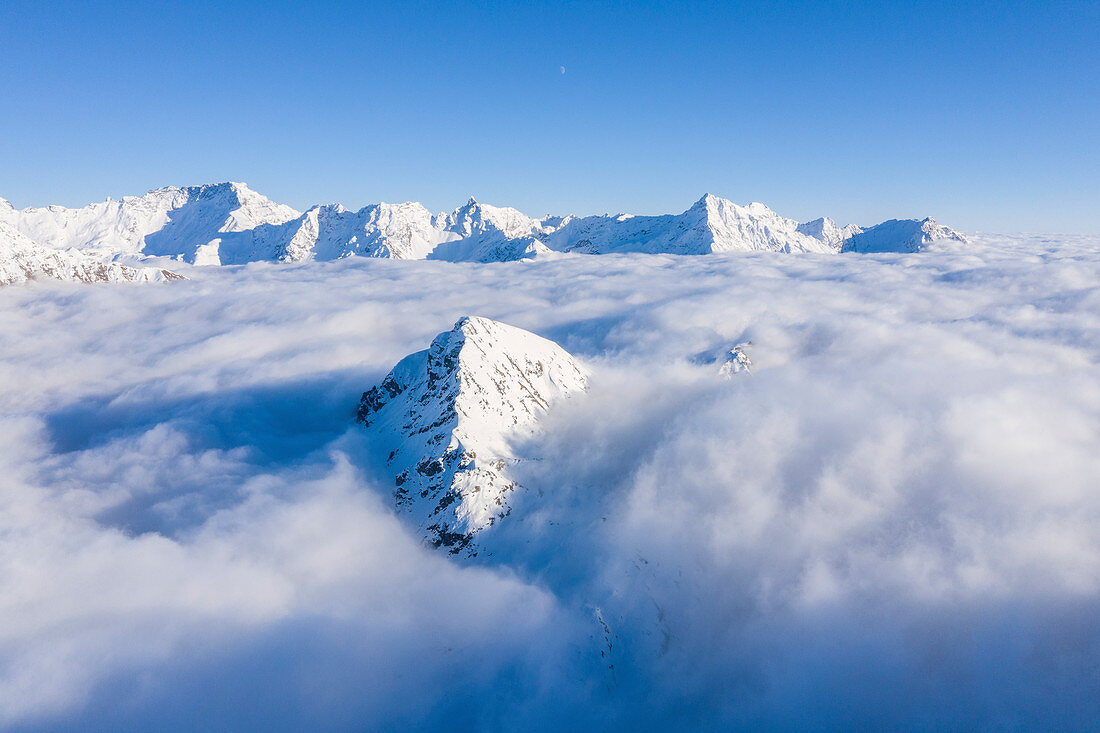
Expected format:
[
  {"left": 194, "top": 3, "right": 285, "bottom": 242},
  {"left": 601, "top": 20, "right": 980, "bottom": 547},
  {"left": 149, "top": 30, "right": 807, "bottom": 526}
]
[{"left": 1, "top": 233, "right": 1098, "bottom": 730}]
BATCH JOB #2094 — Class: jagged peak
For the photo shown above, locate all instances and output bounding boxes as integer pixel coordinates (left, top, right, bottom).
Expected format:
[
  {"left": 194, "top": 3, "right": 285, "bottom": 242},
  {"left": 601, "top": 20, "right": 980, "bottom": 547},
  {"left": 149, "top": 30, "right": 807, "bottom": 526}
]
[
  {"left": 308, "top": 202, "right": 349, "bottom": 215},
  {"left": 451, "top": 198, "right": 483, "bottom": 218},
  {"left": 453, "top": 314, "right": 479, "bottom": 331},
  {"left": 452, "top": 197, "right": 516, "bottom": 216},
  {"left": 202, "top": 180, "right": 251, "bottom": 193},
  {"left": 143, "top": 181, "right": 233, "bottom": 196},
  {"left": 429, "top": 315, "right": 546, "bottom": 365},
  {"left": 797, "top": 216, "right": 843, "bottom": 234},
  {"left": 310, "top": 200, "right": 433, "bottom": 219},
  {"left": 445, "top": 198, "right": 543, "bottom": 240},
  {"left": 689, "top": 194, "right": 776, "bottom": 218},
  {"left": 193, "top": 181, "right": 282, "bottom": 204},
  {"left": 374, "top": 200, "right": 433, "bottom": 213},
  {"left": 359, "top": 315, "right": 586, "bottom": 427},
  {"left": 690, "top": 192, "right": 739, "bottom": 212},
  {"left": 427, "top": 315, "right": 479, "bottom": 359},
  {"left": 131, "top": 181, "right": 289, "bottom": 209}
]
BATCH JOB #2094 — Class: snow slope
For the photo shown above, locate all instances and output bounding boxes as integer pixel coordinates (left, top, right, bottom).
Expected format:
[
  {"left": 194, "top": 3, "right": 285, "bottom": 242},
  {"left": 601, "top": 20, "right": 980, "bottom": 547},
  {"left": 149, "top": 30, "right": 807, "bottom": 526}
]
[
  {"left": 356, "top": 316, "right": 588, "bottom": 554},
  {"left": 0, "top": 222, "right": 183, "bottom": 285},
  {"left": 1, "top": 184, "right": 968, "bottom": 264}
]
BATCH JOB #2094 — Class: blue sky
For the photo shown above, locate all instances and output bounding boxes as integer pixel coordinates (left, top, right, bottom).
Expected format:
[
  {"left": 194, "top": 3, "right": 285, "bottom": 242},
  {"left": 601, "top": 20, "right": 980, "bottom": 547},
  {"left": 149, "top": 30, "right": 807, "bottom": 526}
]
[{"left": 1, "top": 0, "right": 1097, "bottom": 232}]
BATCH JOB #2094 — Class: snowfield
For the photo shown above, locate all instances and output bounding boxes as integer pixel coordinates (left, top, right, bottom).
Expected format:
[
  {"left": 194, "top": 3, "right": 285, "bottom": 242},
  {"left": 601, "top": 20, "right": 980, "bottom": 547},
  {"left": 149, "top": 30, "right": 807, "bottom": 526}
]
[{"left": 0, "top": 232, "right": 1098, "bottom": 729}]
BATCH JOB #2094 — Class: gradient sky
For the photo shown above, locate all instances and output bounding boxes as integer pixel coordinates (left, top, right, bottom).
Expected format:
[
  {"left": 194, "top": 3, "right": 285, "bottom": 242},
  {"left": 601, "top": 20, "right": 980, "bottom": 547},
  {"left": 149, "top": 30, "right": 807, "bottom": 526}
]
[{"left": 1, "top": 0, "right": 1097, "bottom": 233}]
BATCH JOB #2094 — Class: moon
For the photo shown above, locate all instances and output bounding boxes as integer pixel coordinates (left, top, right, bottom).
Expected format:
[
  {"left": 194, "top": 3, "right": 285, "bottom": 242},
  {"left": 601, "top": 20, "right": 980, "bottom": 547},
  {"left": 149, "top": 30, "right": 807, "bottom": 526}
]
[{"left": 560, "top": 65, "right": 566, "bottom": 75}]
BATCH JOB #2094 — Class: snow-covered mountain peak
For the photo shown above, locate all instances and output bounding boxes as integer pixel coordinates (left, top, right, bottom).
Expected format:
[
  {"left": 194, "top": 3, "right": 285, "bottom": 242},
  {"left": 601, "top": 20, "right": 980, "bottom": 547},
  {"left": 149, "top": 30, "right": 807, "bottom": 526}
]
[
  {"left": 719, "top": 342, "right": 753, "bottom": 378},
  {"left": 177, "top": 181, "right": 300, "bottom": 231},
  {"left": 797, "top": 216, "right": 863, "bottom": 249},
  {"left": 424, "top": 316, "right": 588, "bottom": 436},
  {"left": 304, "top": 202, "right": 349, "bottom": 216},
  {"left": 797, "top": 215, "right": 838, "bottom": 234},
  {"left": 685, "top": 195, "right": 836, "bottom": 254},
  {"left": 842, "top": 216, "right": 968, "bottom": 253},
  {"left": 690, "top": 194, "right": 774, "bottom": 217},
  {"left": 445, "top": 198, "right": 545, "bottom": 240},
  {"left": 691, "top": 192, "right": 720, "bottom": 208},
  {"left": 0, "top": 182, "right": 301, "bottom": 263},
  {"left": 918, "top": 217, "right": 969, "bottom": 245},
  {"left": 691, "top": 195, "right": 769, "bottom": 223},
  {"left": 357, "top": 316, "right": 588, "bottom": 553}
]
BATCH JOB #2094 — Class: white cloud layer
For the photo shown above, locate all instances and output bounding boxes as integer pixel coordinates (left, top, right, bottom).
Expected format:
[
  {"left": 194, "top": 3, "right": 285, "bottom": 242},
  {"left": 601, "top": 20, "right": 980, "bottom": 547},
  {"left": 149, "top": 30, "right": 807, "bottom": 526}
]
[{"left": 1, "top": 233, "right": 1099, "bottom": 729}]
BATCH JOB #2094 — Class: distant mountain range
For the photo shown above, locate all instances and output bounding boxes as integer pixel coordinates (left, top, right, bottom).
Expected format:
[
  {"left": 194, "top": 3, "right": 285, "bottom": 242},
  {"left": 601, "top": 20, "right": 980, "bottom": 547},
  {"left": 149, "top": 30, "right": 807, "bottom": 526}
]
[{"left": 0, "top": 183, "right": 968, "bottom": 271}]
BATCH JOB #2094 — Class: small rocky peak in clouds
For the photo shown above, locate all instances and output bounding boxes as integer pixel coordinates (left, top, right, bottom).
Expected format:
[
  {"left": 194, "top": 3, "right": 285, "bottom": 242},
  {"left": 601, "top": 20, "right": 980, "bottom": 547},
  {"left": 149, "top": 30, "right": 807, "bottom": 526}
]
[
  {"left": 357, "top": 316, "right": 588, "bottom": 555},
  {"left": 719, "top": 342, "right": 753, "bottom": 378}
]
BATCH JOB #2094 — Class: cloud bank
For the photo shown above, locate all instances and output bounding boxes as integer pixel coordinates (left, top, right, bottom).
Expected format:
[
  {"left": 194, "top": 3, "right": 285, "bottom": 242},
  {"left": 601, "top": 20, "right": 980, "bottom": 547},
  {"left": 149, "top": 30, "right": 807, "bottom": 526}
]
[{"left": 1, "top": 233, "right": 1098, "bottom": 729}]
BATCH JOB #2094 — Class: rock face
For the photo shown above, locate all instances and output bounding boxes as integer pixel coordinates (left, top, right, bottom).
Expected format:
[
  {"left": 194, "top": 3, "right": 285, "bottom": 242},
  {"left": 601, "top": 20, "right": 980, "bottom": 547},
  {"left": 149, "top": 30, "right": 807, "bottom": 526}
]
[
  {"left": 0, "top": 222, "right": 183, "bottom": 286},
  {"left": 1, "top": 183, "right": 969, "bottom": 264},
  {"left": 357, "top": 317, "right": 588, "bottom": 554}
]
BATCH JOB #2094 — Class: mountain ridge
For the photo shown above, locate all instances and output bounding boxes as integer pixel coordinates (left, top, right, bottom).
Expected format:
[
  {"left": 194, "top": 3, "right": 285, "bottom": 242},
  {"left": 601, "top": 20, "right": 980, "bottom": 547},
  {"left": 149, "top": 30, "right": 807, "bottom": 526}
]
[{"left": 1, "top": 183, "right": 968, "bottom": 265}]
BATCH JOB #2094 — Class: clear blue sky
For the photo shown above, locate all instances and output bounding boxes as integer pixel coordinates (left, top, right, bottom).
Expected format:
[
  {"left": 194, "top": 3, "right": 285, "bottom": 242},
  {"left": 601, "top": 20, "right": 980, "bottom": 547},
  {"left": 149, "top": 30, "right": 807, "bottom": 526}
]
[{"left": 1, "top": 0, "right": 1097, "bottom": 232}]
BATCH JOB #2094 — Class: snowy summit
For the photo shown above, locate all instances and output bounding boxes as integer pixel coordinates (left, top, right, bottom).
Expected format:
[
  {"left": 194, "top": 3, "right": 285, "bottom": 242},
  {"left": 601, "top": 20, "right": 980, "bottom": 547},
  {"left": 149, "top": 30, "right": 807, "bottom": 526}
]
[{"left": 357, "top": 316, "right": 589, "bottom": 554}]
